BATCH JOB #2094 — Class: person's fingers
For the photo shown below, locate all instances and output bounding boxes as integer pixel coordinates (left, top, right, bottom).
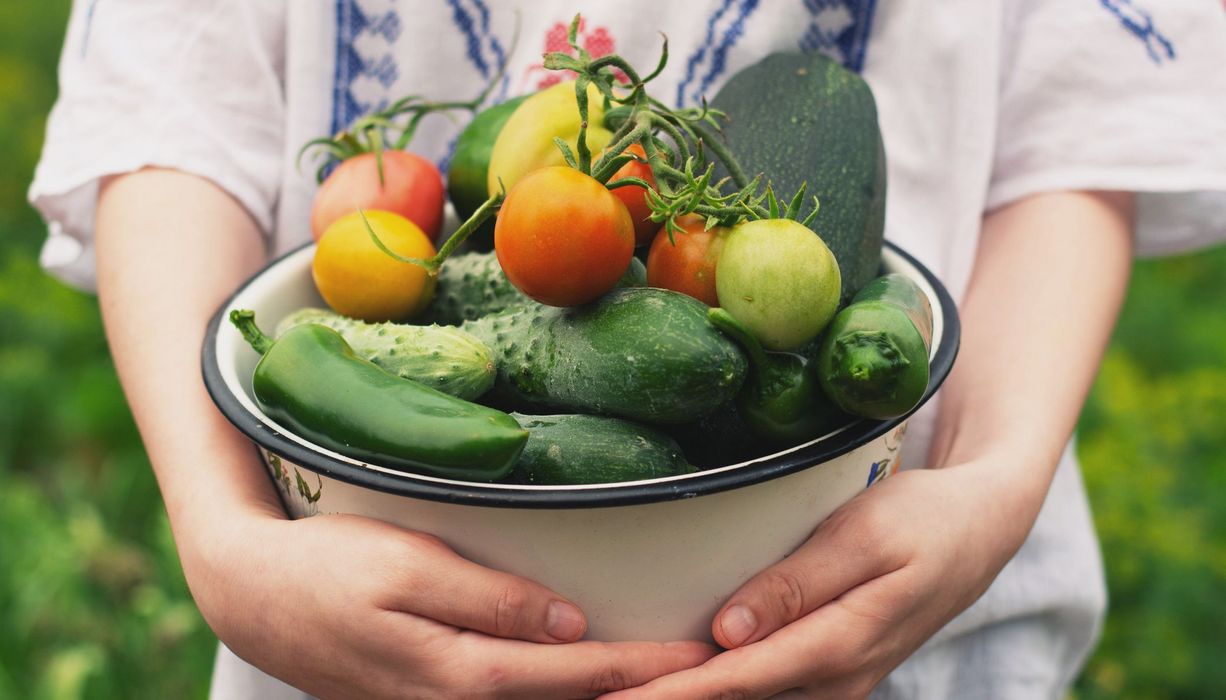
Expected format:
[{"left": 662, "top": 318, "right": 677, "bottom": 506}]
[
  {"left": 373, "top": 529, "right": 589, "bottom": 644},
  {"left": 711, "top": 485, "right": 912, "bottom": 649},
  {"left": 459, "top": 637, "right": 718, "bottom": 699},
  {"left": 607, "top": 572, "right": 919, "bottom": 700}
]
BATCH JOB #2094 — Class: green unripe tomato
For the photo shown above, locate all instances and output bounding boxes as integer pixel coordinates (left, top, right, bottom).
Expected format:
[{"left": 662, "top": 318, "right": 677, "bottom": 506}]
[{"left": 715, "top": 219, "right": 841, "bottom": 350}]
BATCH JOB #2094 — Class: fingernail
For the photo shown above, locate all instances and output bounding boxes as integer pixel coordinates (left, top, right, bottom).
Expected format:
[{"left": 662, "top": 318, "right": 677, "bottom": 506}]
[
  {"left": 546, "top": 601, "right": 586, "bottom": 641},
  {"left": 719, "top": 605, "right": 757, "bottom": 647}
]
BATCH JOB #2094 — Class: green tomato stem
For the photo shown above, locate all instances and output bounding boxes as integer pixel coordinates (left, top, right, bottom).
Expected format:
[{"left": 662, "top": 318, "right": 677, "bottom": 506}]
[
  {"left": 707, "top": 308, "right": 769, "bottom": 377},
  {"left": 359, "top": 195, "right": 501, "bottom": 276},
  {"left": 591, "top": 120, "right": 652, "bottom": 183},
  {"left": 691, "top": 121, "right": 750, "bottom": 189},
  {"left": 429, "top": 193, "right": 504, "bottom": 267},
  {"left": 360, "top": 193, "right": 500, "bottom": 275},
  {"left": 574, "top": 76, "right": 593, "bottom": 175}
]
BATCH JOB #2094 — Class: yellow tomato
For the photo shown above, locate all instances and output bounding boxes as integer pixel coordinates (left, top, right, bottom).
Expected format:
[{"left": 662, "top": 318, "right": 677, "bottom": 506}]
[
  {"left": 312, "top": 210, "right": 437, "bottom": 321},
  {"left": 486, "top": 80, "right": 613, "bottom": 196}
]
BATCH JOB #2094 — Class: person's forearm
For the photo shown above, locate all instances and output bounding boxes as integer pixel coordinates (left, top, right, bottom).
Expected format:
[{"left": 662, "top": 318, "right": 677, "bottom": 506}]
[
  {"left": 95, "top": 169, "right": 281, "bottom": 570},
  {"left": 928, "top": 191, "right": 1133, "bottom": 531}
]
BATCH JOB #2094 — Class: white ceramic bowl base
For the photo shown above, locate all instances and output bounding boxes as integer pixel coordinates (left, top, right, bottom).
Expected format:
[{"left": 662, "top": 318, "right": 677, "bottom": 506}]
[
  {"left": 204, "top": 242, "right": 956, "bottom": 644},
  {"left": 260, "top": 425, "right": 904, "bottom": 642}
]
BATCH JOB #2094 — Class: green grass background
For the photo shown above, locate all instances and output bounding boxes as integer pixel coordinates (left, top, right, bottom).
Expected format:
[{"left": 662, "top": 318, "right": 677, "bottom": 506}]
[{"left": 2, "top": 3, "right": 1224, "bottom": 697}]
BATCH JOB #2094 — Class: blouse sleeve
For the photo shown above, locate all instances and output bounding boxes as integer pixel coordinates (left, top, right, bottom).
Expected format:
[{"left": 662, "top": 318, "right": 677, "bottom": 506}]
[
  {"left": 28, "top": 0, "right": 286, "bottom": 291},
  {"left": 987, "top": 0, "right": 1226, "bottom": 257}
]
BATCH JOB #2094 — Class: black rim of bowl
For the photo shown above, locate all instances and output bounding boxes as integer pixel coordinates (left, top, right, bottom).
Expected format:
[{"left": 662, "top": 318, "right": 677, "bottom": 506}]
[{"left": 202, "top": 240, "right": 960, "bottom": 510}]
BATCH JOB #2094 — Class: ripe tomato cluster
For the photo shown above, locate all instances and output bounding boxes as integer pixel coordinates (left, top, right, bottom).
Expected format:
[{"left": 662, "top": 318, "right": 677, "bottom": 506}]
[{"left": 305, "top": 77, "right": 840, "bottom": 352}]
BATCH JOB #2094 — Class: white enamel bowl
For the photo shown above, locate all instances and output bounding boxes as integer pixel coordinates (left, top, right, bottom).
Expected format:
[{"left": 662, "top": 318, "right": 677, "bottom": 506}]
[{"left": 202, "top": 241, "right": 959, "bottom": 642}]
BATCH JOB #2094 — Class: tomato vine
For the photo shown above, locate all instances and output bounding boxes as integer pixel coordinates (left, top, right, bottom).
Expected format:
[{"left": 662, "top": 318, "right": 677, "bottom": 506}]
[{"left": 349, "top": 12, "right": 818, "bottom": 274}]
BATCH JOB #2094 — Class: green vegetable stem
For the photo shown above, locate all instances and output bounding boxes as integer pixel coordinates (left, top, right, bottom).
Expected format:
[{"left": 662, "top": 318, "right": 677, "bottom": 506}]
[{"left": 707, "top": 307, "right": 847, "bottom": 445}]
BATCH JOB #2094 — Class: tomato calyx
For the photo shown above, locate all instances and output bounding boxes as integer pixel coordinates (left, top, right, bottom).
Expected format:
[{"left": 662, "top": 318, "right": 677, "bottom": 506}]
[{"left": 298, "top": 97, "right": 474, "bottom": 188}]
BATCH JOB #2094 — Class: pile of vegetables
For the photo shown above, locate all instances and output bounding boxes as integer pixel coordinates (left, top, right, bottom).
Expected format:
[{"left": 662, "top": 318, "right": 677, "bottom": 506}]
[{"left": 233, "top": 17, "right": 935, "bottom": 485}]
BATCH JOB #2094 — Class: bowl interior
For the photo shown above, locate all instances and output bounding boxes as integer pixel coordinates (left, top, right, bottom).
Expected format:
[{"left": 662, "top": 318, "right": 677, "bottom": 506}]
[{"left": 205, "top": 242, "right": 958, "bottom": 507}]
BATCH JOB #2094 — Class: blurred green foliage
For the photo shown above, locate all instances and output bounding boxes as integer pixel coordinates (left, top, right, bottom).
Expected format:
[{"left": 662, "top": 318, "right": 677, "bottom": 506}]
[
  {"left": 1, "top": 2, "right": 1224, "bottom": 699},
  {"left": 1075, "top": 245, "right": 1226, "bottom": 700},
  {"left": 0, "top": 2, "right": 217, "bottom": 698}
]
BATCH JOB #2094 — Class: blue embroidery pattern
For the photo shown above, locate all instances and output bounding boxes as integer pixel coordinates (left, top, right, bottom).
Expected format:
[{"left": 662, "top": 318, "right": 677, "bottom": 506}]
[
  {"left": 798, "top": 0, "right": 878, "bottom": 72},
  {"left": 675, "top": 0, "right": 761, "bottom": 107},
  {"left": 675, "top": 0, "right": 877, "bottom": 106},
  {"left": 1099, "top": 0, "right": 1176, "bottom": 65},
  {"left": 439, "top": 0, "right": 510, "bottom": 171},
  {"left": 444, "top": 0, "right": 509, "bottom": 98},
  {"left": 330, "top": 0, "right": 403, "bottom": 135},
  {"left": 80, "top": 0, "right": 101, "bottom": 58}
]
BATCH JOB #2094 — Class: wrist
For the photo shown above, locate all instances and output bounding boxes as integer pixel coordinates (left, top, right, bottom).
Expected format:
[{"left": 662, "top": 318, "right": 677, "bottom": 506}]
[{"left": 944, "top": 449, "right": 1058, "bottom": 556}]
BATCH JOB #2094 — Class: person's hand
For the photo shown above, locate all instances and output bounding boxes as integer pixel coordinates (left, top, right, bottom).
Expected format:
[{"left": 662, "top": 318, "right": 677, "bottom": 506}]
[
  {"left": 604, "top": 190, "right": 1135, "bottom": 699},
  {"left": 187, "top": 507, "right": 717, "bottom": 699},
  {"left": 604, "top": 458, "right": 1036, "bottom": 699}
]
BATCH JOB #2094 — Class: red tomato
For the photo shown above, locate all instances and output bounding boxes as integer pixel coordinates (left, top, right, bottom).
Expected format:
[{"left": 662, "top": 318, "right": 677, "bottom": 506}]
[
  {"left": 646, "top": 214, "right": 729, "bottom": 307},
  {"left": 495, "top": 166, "right": 634, "bottom": 307},
  {"left": 310, "top": 150, "right": 445, "bottom": 243},
  {"left": 608, "top": 143, "right": 659, "bottom": 247}
]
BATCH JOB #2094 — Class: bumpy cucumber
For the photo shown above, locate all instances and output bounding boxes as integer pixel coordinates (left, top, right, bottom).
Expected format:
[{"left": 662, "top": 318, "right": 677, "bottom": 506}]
[
  {"left": 507, "top": 413, "right": 693, "bottom": 485},
  {"left": 463, "top": 287, "right": 747, "bottom": 424},
  {"left": 817, "top": 274, "right": 933, "bottom": 419},
  {"left": 275, "top": 308, "right": 495, "bottom": 400},
  {"left": 423, "top": 251, "right": 646, "bottom": 325}
]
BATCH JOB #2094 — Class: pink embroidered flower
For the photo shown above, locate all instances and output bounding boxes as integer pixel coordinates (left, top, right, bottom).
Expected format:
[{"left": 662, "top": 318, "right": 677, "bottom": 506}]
[{"left": 524, "top": 19, "right": 629, "bottom": 89}]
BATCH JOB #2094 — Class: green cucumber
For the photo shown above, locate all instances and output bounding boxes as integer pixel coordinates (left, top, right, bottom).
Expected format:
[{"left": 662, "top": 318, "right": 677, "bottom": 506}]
[
  {"left": 424, "top": 251, "right": 646, "bottom": 325},
  {"left": 463, "top": 287, "right": 747, "bottom": 425},
  {"left": 507, "top": 413, "right": 693, "bottom": 485},
  {"left": 707, "top": 308, "right": 849, "bottom": 446},
  {"left": 275, "top": 308, "right": 495, "bottom": 400},
  {"left": 711, "top": 52, "right": 886, "bottom": 305},
  {"left": 817, "top": 274, "right": 933, "bottom": 419},
  {"left": 667, "top": 401, "right": 776, "bottom": 470},
  {"left": 447, "top": 94, "right": 530, "bottom": 250}
]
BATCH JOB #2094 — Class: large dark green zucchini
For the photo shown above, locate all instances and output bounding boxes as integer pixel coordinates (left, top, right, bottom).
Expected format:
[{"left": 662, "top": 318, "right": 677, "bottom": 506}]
[
  {"left": 507, "top": 413, "right": 693, "bottom": 485},
  {"left": 423, "top": 251, "right": 646, "bottom": 326},
  {"left": 463, "top": 287, "right": 747, "bottom": 424},
  {"left": 711, "top": 52, "right": 886, "bottom": 305}
]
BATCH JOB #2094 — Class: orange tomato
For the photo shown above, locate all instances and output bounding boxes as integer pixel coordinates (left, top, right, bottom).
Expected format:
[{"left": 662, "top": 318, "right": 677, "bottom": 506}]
[
  {"left": 494, "top": 166, "right": 634, "bottom": 307},
  {"left": 312, "top": 210, "right": 437, "bottom": 321},
  {"left": 310, "top": 151, "right": 445, "bottom": 243},
  {"left": 608, "top": 143, "right": 659, "bottom": 247},
  {"left": 646, "top": 214, "right": 729, "bottom": 307}
]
